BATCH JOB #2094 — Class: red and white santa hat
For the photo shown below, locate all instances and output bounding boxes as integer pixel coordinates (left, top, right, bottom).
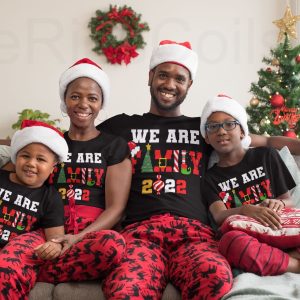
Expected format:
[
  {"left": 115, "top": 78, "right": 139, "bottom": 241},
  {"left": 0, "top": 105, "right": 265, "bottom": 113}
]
[
  {"left": 11, "top": 120, "right": 69, "bottom": 163},
  {"left": 200, "top": 94, "right": 251, "bottom": 147},
  {"left": 149, "top": 40, "right": 198, "bottom": 80},
  {"left": 59, "top": 58, "right": 110, "bottom": 113}
]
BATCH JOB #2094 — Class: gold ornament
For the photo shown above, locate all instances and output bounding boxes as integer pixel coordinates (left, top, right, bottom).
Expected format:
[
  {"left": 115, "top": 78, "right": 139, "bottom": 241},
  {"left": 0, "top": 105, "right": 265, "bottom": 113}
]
[
  {"left": 250, "top": 97, "right": 259, "bottom": 107},
  {"left": 260, "top": 118, "right": 267, "bottom": 126},
  {"left": 271, "top": 58, "right": 280, "bottom": 66},
  {"left": 273, "top": 5, "right": 300, "bottom": 42}
]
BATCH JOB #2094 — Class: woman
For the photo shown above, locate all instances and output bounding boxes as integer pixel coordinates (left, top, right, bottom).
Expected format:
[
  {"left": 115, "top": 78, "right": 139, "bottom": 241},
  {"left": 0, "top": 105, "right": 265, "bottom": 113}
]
[{"left": 0, "top": 58, "right": 132, "bottom": 299}]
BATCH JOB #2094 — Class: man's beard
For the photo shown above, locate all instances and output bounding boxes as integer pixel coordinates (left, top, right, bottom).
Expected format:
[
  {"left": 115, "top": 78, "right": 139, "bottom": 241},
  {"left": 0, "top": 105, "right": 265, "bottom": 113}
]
[{"left": 150, "top": 86, "right": 187, "bottom": 111}]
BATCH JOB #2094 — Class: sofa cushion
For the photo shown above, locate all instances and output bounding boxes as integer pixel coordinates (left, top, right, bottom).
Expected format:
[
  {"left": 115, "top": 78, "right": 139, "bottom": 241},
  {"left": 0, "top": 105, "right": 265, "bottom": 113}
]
[
  {"left": 29, "top": 282, "right": 55, "bottom": 300},
  {"left": 162, "top": 283, "right": 181, "bottom": 300},
  {"left": 29, "top": 281, "right": 181, "bottom": 300},
  {"left": 53, "top": 281, "right": 104, "bottom": 300}
]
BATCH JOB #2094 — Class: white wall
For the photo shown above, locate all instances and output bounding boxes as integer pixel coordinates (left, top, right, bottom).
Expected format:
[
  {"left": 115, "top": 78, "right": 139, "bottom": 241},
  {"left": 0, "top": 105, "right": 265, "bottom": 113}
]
[{"left": 0, "top": 0, "right": 291, "bottom": 137}]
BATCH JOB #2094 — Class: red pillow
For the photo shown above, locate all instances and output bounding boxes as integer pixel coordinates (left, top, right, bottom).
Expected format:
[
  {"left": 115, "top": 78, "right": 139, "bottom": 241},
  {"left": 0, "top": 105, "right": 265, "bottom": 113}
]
[{"left": 220, "top": 207, "right": 300, "bottom": 249}]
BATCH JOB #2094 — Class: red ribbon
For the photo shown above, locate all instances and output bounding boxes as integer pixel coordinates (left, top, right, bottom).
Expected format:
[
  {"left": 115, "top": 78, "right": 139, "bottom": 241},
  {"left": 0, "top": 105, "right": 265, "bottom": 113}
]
[
  {"left": 65, "top": 195, "right": 79, "bottom": 234},
  {"left": 159, "top": 40, "right": 192, "bottom": 49}
]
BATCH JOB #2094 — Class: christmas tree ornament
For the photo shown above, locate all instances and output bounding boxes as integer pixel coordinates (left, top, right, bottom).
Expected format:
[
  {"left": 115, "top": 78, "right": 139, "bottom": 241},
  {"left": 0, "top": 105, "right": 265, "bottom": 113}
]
[
  {"left": 296, "top": 54, "right": 300, "bottom": 63},
  {"left": 252, "top": 124, "right": 260, "bottom": 132},
  {"left": 260, "top": 118, "right": 268, "bottom": 126},
  {"left": 284, "top": 129, "right": 297, "bottom": 138},
  {"left": 266, "top": 67, "right": 272, "bottom": 72},
  {"left": 270, "top": 93, "right": 284, "bottom": 107},
  {"left": 271, "top": 58, "right": 280, "bottom": 66},
  {"left": 250, "top": 97, "right": 259, "bottom": 107},
  {"left": 89, "top": 5, "right": 150, "bottom": 65},
  {"left": 273, "top": 5, "right": 300, "bottom": 42}
]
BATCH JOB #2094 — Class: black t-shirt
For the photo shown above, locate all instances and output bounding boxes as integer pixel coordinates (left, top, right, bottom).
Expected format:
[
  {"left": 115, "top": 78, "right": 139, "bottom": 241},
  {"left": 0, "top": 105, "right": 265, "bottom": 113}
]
[
  {"left": 48, "top": 131, "right": 129, "bottom": 210},
  {"left": 0, "top": 169, "right": 64, "bottom": 247},
  {"left": 98, "top": 113, "right": 213, "bottom": 225},
  {"left": 202, "top": 147, "right": 296, "bottom": 209}
]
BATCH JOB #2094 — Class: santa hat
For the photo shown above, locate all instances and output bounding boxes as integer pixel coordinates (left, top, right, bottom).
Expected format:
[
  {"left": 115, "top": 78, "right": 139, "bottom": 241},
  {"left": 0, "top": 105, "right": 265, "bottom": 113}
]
[
  {"left": 59, "top": 58, "right": 110, "bottom": 113},
  {"left": 200, "top": 94, "right": 251, "bottom": 147},
  {"left": 149, "top": 40, "right": 198, "bottom": 80},
  {"left": 11, "top": 120, "right": 69, "bottom": 164}
]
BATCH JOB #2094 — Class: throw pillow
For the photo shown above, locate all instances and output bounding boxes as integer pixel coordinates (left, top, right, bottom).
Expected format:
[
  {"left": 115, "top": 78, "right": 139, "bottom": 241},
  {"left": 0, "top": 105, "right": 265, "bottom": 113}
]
[
  {"left": 0, "top": 145, "right": 11, "bottom": 168},
  {"left": 220, "top": 207, "right": 300, "bottom": 249},
  {"left": 278, "top": 146, "right": 300, "bottom": 208}
]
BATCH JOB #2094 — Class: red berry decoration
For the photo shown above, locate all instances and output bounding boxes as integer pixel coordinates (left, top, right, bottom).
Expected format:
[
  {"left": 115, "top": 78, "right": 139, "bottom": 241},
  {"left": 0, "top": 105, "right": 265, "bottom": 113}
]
[
  {"left": 270, "top": 93, "right": 284, "bottom": 107},
  {"left": 266, "top": 67, "right": 272, "bottom": 72},
  {"left": 295, "top": 54, "right": 300, "bottom": 64},
  {"left": 284, "top": 130, "right": 297, "bottom": 139}
]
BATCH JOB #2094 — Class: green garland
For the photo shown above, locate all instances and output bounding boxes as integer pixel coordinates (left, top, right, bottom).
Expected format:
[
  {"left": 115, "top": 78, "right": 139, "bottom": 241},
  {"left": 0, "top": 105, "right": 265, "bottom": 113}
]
[{"left": 89, "top": 5, "right": 150, "bottom": 65}]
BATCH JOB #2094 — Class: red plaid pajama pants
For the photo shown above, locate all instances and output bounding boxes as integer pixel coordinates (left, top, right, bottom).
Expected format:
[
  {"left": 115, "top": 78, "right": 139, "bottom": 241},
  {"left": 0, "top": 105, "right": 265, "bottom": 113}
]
[{"left": 218, "top": 230, "right": 289, "bottom": 275}]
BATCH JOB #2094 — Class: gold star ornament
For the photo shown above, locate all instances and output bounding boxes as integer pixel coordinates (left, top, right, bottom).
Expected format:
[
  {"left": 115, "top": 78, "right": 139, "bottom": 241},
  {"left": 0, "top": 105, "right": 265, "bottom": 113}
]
[{"left": 273, "top": 5, "right": 300, "bottom": 42}]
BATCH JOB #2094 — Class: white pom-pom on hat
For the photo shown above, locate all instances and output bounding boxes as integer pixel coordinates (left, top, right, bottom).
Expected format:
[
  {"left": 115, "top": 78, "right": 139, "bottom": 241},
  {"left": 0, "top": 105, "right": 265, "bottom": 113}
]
[{"left": 59, "top": 58, "right": 110, "bottom": 113}]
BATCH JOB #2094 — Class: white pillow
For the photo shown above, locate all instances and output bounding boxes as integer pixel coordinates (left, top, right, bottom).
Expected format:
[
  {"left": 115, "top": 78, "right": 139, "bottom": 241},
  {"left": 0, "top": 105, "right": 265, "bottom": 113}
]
[
  {"left": 0, "top": 145, "right": 11, "bottom": 168},
  {"left": 278, "top": 146, "right": 300, "bottom": 208}
]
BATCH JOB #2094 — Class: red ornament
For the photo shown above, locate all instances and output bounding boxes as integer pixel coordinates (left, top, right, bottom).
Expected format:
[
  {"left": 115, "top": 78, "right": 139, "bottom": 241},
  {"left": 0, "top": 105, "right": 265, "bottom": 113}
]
[
  {"left": 284, "top": 130, "right": 297, "bottom": 139},
  {"left": 266, "top": 67, "right": 272, "bottom": 72},
  {"left": 270, "top": 93, "right": 284, "bottom": 107},
  {"left": 295, "top": 54, "right": 300, "bottom": 64}
]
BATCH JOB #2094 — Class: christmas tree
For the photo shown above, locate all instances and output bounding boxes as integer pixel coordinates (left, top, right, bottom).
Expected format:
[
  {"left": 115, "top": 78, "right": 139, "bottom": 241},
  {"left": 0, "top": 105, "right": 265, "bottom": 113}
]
[{"left": 247, "top": 5, "right": 300, "bottom": 138}]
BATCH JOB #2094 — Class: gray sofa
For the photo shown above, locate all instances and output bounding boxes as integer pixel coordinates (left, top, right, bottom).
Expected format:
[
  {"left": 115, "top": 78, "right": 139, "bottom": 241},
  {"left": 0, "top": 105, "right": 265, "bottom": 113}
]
[{"left": 29, "top": 282, "right": 181, "bottom": 300}]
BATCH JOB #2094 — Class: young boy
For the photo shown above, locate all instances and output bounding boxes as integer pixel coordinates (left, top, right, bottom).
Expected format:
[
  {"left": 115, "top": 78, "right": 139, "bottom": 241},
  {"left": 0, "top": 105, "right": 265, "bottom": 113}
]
[
  {"left": 200, "top": 94, "right": 300, "bottom": 275},
  {"left": 0, "top": 119, "right": 68, "bottom": 297}
]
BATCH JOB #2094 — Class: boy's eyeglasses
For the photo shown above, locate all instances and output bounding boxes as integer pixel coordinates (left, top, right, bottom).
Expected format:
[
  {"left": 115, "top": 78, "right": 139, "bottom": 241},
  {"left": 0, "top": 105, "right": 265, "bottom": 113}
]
[{"left": 205, "top": 120, "right": 241, "bottom": 133}]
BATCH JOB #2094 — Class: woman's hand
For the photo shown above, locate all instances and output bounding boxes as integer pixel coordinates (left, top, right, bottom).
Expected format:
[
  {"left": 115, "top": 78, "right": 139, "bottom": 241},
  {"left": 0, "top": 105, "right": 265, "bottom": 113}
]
[
  {"left": 51, "top": 234, "right": 82, "bottom": 255},
  {"left": 241, "top": 204, "right": 282, "bottom": 230}
]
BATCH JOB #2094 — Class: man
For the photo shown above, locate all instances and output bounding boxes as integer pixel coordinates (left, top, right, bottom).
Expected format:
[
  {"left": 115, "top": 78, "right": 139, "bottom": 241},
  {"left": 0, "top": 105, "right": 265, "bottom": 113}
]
[
  {"left": 98, "top": 40, "right": 300, "bottom": 300},
  {"left": 98, "top": 40, "right": 232, "bottom": 300}
]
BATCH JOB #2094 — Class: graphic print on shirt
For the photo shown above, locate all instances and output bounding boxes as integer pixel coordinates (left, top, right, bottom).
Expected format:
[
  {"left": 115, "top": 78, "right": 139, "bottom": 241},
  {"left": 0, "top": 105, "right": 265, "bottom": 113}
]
[
  {"left": 48, "top": 152, "right": 105, "bottom": 206},
  {"left": 216, "top": 166, "right": 273, "bottom": 208},
  {"left": 0, "top": 187, "right": 39, "bottom": 244},
  {"left": 128, "top": 128, "right": 203, "bottom": 196}
]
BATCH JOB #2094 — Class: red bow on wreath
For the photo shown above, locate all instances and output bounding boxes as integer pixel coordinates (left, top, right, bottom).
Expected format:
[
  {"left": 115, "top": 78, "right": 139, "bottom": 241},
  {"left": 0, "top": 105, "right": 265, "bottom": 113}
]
[{"left": 103, "top": 42, "right": 139, "bottom": 65}]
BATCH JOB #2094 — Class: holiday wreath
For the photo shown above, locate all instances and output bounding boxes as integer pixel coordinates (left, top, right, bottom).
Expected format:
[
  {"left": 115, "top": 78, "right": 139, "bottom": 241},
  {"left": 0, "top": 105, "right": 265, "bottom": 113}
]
[{"left": 89, "top": 5, "right": 150, "bottom": 65}]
